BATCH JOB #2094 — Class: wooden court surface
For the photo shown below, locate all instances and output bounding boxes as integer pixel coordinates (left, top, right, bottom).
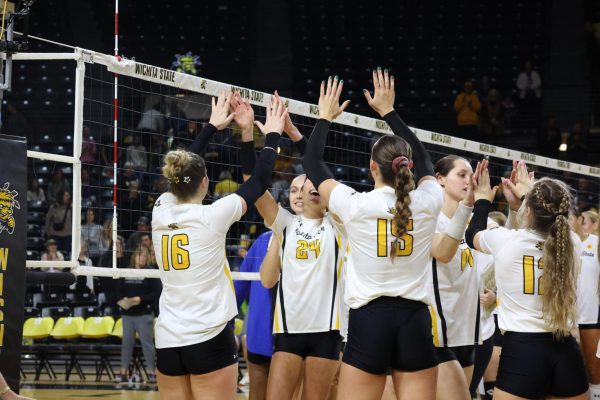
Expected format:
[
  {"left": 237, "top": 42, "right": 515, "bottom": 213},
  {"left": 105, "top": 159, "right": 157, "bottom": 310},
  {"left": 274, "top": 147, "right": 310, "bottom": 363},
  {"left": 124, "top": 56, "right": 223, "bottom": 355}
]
[{"left": 19, "top": 381, "right": 249, "bottom": 399}]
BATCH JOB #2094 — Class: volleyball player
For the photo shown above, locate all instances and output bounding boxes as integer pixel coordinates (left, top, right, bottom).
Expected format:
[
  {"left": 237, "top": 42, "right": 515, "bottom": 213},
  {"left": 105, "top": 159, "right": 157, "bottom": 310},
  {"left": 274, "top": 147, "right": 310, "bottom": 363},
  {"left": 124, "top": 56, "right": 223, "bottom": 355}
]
[
  {"left": 229, "top": 91, "right": 306, "bottom": 400},
  {"left": 428, "top": 155, "right": 482, "bottom": 400},
  {"left": 572, "top": 208, "right": 600, "bottom": 398},
  {"left": 582, "top": 210, "right": 599, "bottom": 235},
  {"left": 234, "top": 93, "right": 345, "bottom": 400},
  {"left": 152, "top": 91, "right": 287, "bottom": 399},
  {"left": 465, "top": 162, "right": 588, "bottom": 399},
  {"left": 302, "top": 70, "right": 442, "bottom": 399}
]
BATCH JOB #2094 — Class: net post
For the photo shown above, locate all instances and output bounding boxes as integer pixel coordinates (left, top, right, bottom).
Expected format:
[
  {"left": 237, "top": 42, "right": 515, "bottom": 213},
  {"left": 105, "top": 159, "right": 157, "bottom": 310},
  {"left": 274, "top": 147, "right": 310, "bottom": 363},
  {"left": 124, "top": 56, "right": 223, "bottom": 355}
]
[{"left": 71, "top": 55, "right": 85, "bottom": 261}]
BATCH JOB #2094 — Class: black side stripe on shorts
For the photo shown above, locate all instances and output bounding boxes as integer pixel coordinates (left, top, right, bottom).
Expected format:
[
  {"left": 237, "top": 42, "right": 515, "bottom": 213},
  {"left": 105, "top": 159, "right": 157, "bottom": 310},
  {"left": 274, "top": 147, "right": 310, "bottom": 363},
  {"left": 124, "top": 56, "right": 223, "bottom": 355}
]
[
  {"left": 329, "top": 236, "right": 340, "bottom": 330},
  {"left": 432, "top": 259, "right": 448, "bottom": 346},
  {"left": 474, "top": 297, "right": 481, "bottom": 344},
  {"left": 279, "top": 228, "right": 288, "bottom": 333}
]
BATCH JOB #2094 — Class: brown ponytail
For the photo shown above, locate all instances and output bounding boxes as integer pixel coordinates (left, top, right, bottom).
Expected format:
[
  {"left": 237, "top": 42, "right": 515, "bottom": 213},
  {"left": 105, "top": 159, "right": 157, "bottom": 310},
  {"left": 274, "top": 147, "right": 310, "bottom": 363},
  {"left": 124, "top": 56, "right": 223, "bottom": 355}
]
[
  {"left": 526, "top": 178, "right": 577, "bottom": 337},
  {"left": 371, "top": 135, "right": 415, "bottom": 260}
]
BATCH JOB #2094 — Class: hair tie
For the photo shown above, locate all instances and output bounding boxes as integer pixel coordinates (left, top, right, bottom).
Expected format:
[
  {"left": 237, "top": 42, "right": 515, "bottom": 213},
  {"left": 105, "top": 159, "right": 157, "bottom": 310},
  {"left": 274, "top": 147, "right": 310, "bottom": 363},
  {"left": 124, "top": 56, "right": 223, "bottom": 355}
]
[{"left": 391, "top": 156, "right": 410, "bottom": 174}]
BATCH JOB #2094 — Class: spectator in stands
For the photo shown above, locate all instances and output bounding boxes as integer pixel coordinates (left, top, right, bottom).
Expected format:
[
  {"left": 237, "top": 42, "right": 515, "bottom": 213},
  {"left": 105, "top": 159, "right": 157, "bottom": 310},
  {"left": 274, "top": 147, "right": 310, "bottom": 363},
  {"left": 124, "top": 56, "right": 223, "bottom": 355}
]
[
  {"left": 539, "top": 116, "right": 562, "bottom": 159},
  {"left": 41, "top": 238, "right": 64, "bottom": 265},
  {"left": 97, "top": 235, "right": 127, "bottom": 308},
  {"left": 171, "top": 120, "right": 198, "bottom": 150},
  {"left": 2, "top": 101, "right": 31, "bottom": 136},
  {"left": 80, "top": 125, "right": 98, "bottom": 165},
  {"left": 126, "top": 134, "right": 148, "bottom": 173},
  {"left": 126, "top": 218, "right": 151, "bottom": 251},
  {"left": 480, "top": 88, "right": 505, "bottom": 143},
  {"left": 46, "top": 169, "right": 71, "bottom": 205},
  {"left": 214, "top": 170, "right": 239, "bottom": 198},
  {"left": 453, "top": 81, "right": 481, "bottom": 140},
  {"left": 45, "top": 190, "right": 72, "bottom": 254},
  {"left": 118, "top": 181, "right": 148, "bottom": 234},
  {"left": 567, "top": 122, "right": 588, "bottom": 163},
  {"left": 81, "top": 209, "right": 102, "bottom": 266},
  {"left": 80, "top": 168, "right": 99, "bottom": 205},
  {"left": 99, "top": 219, "right": 113, "bottom": 256},
  {"left": 116, "top": 247, "right": 162, "bottom": 384},
  {"left": 27, "top": 177, "right": 45, "bottom": 202},
  {"left": 71, "top": 242, "right": 94, "bottom": 293},
  {"left": 516, "top": 61, "right": 542, "bottom": 100},
  {"left": 137, "top": 102, "right": 165, "bottom": 134}
]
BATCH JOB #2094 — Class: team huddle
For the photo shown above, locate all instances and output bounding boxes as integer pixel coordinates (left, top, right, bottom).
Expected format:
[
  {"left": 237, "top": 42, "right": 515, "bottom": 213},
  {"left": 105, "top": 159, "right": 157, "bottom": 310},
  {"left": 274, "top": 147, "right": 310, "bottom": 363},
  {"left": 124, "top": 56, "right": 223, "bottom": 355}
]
[{"left": 149, "top": 69, "right": 599, "bottom": 400}]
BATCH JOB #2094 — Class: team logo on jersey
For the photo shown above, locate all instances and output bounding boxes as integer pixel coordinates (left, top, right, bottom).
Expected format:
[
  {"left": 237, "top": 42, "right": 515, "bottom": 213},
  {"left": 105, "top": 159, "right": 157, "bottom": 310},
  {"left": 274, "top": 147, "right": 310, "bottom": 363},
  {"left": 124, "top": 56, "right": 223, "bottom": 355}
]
[
  {"left": 535, "top": 241, "right": 544, "bottom": 251},
  {"left": 0, "top": 182, "right": 20, "bottom": 235},
  {"left": 168, "top": 223, "right": 179, "bottom": 230},
  {"left": 387, "top": 207, "right": 397, "bottom": 215},
  {"left": 587, "top": 243, "right": 593, "bottom": 250},
  {"left": 155, "top": 200, "right": 162, "bottom": 207}
]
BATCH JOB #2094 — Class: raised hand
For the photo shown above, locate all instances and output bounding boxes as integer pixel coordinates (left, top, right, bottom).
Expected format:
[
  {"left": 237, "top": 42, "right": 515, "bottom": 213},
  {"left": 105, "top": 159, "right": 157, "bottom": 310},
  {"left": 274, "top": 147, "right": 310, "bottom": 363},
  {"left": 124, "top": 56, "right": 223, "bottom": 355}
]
[
  {"left": 501, "top": 160, "right": 534, "bottom": 209},
  {"left": 274, "top": 90, "right": 303, "bottom": 142},
  {"left": 363, "top": 67, "right": 395, "bottom": 117},
  {"left": 318, "top": 76, "right": 350, "bottom": 122},
  {"left": 473, "top": 164, "right": 498, "bottom": 202},
  {"left": 209, "top": 90, "right": 235, "bottom": 130},
  {"left": 231, "top": 91, "right": 254, "bottom": 141},
  {"left": 254, "top": 96, "right": 287, "bottom": 135},
  {"left": 463, "top": 159, "right": 487, "bottom": 207}
]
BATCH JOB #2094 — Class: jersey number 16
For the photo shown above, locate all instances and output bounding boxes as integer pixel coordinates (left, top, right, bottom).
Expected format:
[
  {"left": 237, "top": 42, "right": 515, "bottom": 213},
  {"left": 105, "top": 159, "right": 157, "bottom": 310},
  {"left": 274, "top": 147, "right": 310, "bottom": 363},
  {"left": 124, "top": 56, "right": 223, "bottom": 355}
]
[
  {"left": 377, "top": 218, "right": 414, "bottom": 257},
  {"left": 161, "top": 234, "right": 191, "bottom": 271}
]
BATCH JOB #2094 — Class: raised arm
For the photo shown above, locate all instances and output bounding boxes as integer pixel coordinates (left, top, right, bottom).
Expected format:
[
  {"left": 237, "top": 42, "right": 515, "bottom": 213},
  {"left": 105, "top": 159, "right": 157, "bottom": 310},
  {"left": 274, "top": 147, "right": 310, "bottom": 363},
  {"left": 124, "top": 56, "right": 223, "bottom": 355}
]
[
  {"left": 260, "top": 234, "right": 281, "bottom": 289},
  {"left": 235, "top": 96, "right": 287, "bottom": 220},
  {"left": 364, "top": 68, "right": 435, "bottom": 185},
  {"left": 188, "top": 91, "right": 235, "bottom": 156},
  {"left": 274, "top": 90, "right": 308, "bottom": 155},
  {"left": 465, "top": 166, "right": 499, "bottom": 252},
  {"left": 501, "top": 160, "right": 535, "bottom": 229},
  {"left": 230, "top": 92, "right": 256, "bottom": 182},
  {"left": 302, "top": 76, "right": 350, "bottom": 204}
]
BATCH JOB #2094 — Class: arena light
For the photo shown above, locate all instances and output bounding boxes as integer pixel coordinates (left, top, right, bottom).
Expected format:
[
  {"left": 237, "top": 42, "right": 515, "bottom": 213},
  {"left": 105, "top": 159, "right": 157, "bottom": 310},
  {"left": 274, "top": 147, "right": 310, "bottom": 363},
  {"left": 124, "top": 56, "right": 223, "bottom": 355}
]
[{"left": 559, "top": 143, "right": 567, "bottom": 152}]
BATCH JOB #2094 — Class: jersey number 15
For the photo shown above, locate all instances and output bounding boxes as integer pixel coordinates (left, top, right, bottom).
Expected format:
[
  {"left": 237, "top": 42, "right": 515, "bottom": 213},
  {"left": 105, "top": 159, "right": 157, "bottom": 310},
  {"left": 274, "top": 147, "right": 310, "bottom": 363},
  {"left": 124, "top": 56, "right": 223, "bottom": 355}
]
[
  {"left": 377, "top": 218, "right": 414, "bottom": 257},
  {"left": 161, "top": 234, "right": 191, "bottom": 271}
]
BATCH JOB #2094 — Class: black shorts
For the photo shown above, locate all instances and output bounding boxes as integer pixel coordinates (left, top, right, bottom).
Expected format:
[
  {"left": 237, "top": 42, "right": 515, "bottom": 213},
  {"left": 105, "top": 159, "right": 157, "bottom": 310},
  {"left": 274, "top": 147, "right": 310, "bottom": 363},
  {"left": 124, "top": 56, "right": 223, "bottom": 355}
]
[
  {"left": 342, "top": 296, "right": 439, "bottom": 375},
  {"left": 246, "top": 351, "right": 272, "bottom": 365},
  {"left": 579, "top": 323, "right": 600, "bottom": 329},
  {"left": 274, "top": 331, "right": 341, "bottom": 360},
  {"left": 493, "top": 314, "right": 504, "bottom": 347},
  {"left": 496, "top": 332, "right": 588, "bottom": 399},
  {"left": 436, "top": 345, "right": 475, "bottom": 368},
  {"left": 156, "top": 325, "right": 238, "bottom": 376}
]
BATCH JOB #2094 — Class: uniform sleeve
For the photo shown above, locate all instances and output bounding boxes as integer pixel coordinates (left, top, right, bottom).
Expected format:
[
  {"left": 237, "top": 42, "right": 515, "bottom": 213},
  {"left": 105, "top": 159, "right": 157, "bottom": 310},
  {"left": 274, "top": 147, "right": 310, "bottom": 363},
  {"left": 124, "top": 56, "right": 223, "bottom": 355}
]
[
  {"left": 329, "top": 183, "right": 362, "bottom": 224},
  {"left": 478, "top": 227, "right": 512, "bottom": 255},
  {"left": 415, "top": 179, "right": 444, "bottom": 217},
  {"left": 266, "top": 206, "right": 294, "bottom": 236},
  {"left": 207, "top": 194, "right": 244, "bottom": 235}
]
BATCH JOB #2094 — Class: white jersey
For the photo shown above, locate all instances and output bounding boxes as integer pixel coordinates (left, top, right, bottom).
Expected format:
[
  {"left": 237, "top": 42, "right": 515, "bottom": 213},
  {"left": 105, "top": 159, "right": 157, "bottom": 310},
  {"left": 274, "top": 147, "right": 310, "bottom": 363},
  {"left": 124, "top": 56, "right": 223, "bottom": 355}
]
[
  {"left": 329, "top": 180, "right": 444, "bottom": 309},
  {"left": 479, "top": 227, "right": 581, "bottom": 333},
  {"left": 268, "top": 207, "right": 346, "bottom": 334},
  {"left": 430, "top": 213, "right": 480, "bottom": 347},
  {"left": 152, "top": 192, "right": 242, "bottom": 348},
  {"left": 476, "top": 251, "right": 496, "bottom": 341},
  {"left": 577, "top": 234, "right": 600, "bottom": 325}
]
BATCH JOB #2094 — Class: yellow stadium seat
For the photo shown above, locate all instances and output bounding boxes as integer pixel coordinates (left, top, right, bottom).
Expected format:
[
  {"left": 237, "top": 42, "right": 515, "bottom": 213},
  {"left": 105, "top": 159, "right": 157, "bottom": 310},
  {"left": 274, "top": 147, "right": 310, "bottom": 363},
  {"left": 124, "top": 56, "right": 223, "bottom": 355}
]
[
  {"left": 110, "top": 318, "right": 123, "bottom": 339},
  {"left": 81, "top": 316, "right": 115, "bottom": 339},
  {"left": 50, "top": 317, "right": 84, "bottom": 339},
  {"left": 234, "top": 318, "right": 244, "bottom": 336},
  {"left": 23, "top": 317, "right": 54, "bottom": 339}
]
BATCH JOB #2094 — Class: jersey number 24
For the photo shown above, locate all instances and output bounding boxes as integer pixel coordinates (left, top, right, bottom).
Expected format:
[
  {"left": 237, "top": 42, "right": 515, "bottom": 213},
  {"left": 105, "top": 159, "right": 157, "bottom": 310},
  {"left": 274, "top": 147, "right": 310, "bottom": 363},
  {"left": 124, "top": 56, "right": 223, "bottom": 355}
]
[
  {"left": 377, "top": 218, "right": 414, "bottom": 257},
  {"left": 161, "top": 234, "right": 190, "bottom": 271}
]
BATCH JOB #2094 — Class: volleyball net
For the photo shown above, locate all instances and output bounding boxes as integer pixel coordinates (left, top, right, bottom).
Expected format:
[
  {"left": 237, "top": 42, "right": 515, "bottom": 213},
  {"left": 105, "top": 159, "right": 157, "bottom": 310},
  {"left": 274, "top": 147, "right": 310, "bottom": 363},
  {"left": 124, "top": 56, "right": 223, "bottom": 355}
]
[{"left": 18, "top": 47, "right": 600, "bottom": 281}]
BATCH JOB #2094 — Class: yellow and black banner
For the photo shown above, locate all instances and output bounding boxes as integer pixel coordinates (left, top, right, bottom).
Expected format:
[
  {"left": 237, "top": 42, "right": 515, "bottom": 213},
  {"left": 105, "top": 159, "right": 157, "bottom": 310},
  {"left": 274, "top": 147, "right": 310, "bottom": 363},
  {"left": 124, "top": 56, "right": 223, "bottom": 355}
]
[{"left": 0, "top": 134, "right": 27, "bottom": 390}]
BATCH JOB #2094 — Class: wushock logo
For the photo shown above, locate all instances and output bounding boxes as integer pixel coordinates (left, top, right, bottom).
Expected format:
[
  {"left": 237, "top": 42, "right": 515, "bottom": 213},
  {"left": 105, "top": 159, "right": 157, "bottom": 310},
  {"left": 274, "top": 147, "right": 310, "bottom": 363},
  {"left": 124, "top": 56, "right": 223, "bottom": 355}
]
[{"left": 0, "top": 182, "right": 20, "bottom": 235}]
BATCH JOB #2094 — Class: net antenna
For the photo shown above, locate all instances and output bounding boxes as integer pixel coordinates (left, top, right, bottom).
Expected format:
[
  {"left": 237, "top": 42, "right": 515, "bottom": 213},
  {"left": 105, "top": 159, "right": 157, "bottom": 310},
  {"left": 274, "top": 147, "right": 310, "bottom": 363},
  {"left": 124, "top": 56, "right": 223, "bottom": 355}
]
[{"left": 0, "top": 0, "right": 34, "bottom": 92}]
